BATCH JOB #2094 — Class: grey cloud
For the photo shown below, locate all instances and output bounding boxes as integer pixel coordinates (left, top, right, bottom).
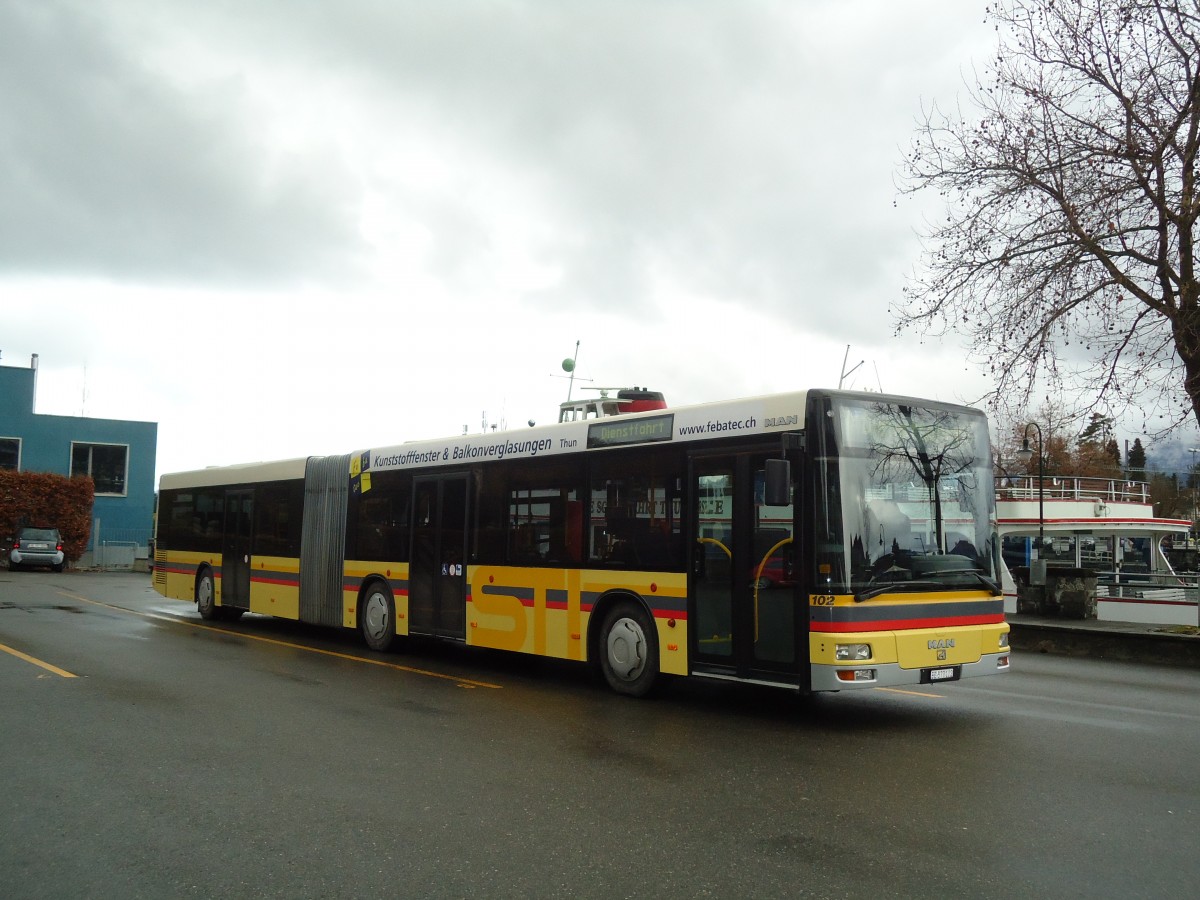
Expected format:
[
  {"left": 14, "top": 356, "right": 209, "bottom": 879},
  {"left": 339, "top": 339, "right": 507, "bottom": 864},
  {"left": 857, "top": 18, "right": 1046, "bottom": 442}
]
[
  {"left": 0, "top": 2, "right": 364, "bottom": 287},
  {"left": 1, "top": 0, "right": 984, "bottom": 348},
  {"left": 214, "top": 0, "right": 913, "bottom": 324}
]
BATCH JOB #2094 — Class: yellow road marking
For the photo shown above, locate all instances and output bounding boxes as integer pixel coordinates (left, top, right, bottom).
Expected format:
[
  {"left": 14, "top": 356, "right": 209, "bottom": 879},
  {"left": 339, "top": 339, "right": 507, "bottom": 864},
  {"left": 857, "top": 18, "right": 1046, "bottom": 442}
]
[
  {"left": 0, "top": 641, "right": 78, "bottom": 678},
  {"left": 877, "top": 686, "right": 945, "bottom": 699},
  {"left": 55, "top": 590, "right": 502, "bottom": 690}
]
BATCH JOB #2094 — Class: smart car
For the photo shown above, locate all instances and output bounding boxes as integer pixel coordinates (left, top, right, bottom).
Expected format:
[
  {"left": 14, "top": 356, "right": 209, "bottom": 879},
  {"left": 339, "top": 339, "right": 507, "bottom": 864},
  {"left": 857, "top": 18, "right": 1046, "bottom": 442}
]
[{"left": 9, "top": 526, "right": 65, "bottom": 572}]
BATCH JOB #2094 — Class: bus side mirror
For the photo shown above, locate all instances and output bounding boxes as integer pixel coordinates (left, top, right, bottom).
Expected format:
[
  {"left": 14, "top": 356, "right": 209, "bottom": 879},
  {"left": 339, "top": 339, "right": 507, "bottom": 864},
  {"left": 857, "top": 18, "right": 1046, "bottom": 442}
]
[{"left": 765, "top": 459, "right": 791, "bottom": 506}]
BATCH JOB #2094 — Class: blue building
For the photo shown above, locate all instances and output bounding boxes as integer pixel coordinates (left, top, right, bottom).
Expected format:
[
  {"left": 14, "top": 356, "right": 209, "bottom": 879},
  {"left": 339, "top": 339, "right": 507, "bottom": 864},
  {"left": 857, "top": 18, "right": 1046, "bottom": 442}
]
[{"left": 0, "top": 354, "right": 158, "bottom": 566}]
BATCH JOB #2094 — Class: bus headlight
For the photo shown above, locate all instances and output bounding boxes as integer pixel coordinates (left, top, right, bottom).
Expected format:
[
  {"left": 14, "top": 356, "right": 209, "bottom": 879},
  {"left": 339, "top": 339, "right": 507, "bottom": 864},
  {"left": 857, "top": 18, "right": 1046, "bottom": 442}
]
[
  {"left": 998, "top": 632, "right": 1009, "bottom": 649},
  {"left": 835, "top": 643, "right": 872, "bottom": 661}
]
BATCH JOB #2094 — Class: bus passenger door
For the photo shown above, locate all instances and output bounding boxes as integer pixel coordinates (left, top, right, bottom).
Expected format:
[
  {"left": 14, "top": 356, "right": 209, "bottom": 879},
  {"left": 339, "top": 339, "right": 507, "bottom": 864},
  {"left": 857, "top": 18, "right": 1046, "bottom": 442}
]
[
  {"left": 691, "top": 454, "right": 797, "bottom": 679},
  {"left": 409, "top": 474, "right": 469, "bottom": 639},
  {"left": 221, "top": 488, "right": 254, "bottom": 611}
]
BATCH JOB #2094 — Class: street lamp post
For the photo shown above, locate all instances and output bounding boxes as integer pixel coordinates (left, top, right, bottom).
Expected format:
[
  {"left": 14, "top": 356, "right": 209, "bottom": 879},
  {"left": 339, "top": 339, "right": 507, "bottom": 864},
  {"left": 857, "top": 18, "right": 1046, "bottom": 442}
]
[
  {"left": 1189, "top": 448, "right": 1199, "bottom": 549},
  {"left": 1193, "top": 450, "right": 1200, "bottom": 625},
  {"left": 1015, "top": 423, "right": 1046, "bottom": 610}
]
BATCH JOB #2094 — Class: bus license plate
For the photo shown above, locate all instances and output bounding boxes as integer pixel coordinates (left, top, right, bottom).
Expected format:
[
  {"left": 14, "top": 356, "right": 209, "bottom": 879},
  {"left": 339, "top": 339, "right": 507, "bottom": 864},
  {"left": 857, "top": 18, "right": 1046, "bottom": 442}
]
[{"left": 926, "top": 666, "right": 959, "bottom": 683}]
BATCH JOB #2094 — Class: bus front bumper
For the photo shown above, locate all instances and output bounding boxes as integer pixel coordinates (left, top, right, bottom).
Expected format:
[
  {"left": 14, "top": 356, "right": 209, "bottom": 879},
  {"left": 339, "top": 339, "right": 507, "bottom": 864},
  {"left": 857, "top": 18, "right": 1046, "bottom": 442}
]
[{"left": 810, "top": 651, "right": 1011, "bottom": 692}]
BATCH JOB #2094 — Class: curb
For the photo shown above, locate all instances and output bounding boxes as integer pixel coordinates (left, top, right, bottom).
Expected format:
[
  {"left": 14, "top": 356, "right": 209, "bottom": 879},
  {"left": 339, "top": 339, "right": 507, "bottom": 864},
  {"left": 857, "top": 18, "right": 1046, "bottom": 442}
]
[{"left": 1009, "top": 622, "right": 1200, "bottom": 668}]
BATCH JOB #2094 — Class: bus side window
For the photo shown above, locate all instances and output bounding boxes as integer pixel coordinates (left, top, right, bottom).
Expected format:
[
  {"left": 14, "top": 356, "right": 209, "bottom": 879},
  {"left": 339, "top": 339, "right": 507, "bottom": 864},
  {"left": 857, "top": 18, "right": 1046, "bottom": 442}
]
[
  {"left": 503, "top": 459, "right": 584, "bottom": 566},
  {"left": 348, "top": 470, "right": 410, "bottom": 562},
  {"left": 473, "top": 471, "right": 505, "bottom": 562},
  {"left": 589, "top": 448, "right": 684, "bottom": 570}
]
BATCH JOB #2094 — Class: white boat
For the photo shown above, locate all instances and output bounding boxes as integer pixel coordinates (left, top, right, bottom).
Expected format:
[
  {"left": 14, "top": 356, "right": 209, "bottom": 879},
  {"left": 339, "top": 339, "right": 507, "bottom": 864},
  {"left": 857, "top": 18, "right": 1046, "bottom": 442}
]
[{"left": 996, "top": 475, "right": 1198, "bottom": 626}]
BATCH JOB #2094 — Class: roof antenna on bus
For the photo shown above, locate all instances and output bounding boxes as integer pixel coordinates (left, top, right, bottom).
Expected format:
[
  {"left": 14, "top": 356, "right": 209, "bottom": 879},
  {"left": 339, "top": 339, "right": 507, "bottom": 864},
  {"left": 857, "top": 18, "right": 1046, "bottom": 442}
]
[{"left": 839, "top": 344, "right": 863, "bottom": 389}]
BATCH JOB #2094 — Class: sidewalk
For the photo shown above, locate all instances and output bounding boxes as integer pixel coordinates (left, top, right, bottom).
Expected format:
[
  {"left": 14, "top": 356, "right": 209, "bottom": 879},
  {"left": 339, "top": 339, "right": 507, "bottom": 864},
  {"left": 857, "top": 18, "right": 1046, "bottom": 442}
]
[{"left": 1007, "top": 613, "right": 1200, "bottom": 668}]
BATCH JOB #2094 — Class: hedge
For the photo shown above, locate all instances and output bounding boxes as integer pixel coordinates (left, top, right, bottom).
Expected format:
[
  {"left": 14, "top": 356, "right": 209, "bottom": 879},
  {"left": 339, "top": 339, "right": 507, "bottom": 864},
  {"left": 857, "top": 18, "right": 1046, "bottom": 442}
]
[{"left": 0, "top": 471, "right": 95, "bottom": 562}]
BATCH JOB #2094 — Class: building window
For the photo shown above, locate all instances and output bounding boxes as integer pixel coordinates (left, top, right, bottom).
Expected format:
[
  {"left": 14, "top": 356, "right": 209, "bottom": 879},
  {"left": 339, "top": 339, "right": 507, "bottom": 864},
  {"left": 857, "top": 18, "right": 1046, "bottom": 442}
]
[
  {"left": 71, "top": 442, "right": 129, "bottom": 495},
  {"left": 0, "top": 437, "right": 19, "bottom": 471}
]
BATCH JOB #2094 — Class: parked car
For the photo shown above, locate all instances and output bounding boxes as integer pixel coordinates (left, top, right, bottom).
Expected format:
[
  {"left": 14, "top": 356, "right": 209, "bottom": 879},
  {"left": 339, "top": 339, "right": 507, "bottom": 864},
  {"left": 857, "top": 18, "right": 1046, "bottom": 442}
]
[
  {"left": 754, "top": 550, "right": 794, "bottom": 589},
  {"left": 9, "top": 526, "right": 65, "bottom": 572}
]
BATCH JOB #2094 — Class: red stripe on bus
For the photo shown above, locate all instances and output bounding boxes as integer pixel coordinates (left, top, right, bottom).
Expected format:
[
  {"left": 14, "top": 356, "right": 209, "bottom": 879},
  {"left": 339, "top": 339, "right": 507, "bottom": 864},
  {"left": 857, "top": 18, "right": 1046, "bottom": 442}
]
[
  {"left": 652, "top": 608, "right": 688, "bottom": 621},
  {"left": 810, "top": 614, "right": 1005, "bottom": 633}
]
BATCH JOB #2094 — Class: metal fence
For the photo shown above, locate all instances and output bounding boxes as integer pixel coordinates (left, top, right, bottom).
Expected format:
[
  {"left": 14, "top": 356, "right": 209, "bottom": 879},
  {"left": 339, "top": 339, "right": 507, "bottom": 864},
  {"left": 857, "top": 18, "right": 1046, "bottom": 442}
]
[
  {"left": 84, "top": 523, "right": 152, "bottom": 571},
  {"left": 93, "top": 541, "right": 139, "bottom": 571}
]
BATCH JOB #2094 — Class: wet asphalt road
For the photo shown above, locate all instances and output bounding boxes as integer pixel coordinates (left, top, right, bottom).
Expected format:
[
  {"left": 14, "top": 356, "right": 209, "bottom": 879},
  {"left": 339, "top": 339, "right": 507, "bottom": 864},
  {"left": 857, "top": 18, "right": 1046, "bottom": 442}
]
[{"left": 1, "top": 571, "right": 1197, "bottom": 899}]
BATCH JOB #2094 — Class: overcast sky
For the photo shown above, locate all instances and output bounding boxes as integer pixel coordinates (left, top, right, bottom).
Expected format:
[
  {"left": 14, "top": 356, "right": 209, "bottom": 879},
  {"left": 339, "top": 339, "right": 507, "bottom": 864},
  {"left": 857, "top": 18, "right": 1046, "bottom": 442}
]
[{"left": 2, "top": 0, "right": 1006, "bottom": 480}]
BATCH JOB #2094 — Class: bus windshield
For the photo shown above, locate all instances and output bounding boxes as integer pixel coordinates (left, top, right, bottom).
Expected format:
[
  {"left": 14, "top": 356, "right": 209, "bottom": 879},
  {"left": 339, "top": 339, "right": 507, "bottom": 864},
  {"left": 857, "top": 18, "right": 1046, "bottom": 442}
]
[{"left": 814, "top": 396, "right": 998, "bottom": 597}]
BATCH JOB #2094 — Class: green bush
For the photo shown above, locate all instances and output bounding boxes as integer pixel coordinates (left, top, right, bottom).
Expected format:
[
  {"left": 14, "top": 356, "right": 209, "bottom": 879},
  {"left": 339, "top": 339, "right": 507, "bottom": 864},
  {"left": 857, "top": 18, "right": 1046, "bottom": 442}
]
[{"left": 0, "top": 471, "right": 95, "bottom": 562}]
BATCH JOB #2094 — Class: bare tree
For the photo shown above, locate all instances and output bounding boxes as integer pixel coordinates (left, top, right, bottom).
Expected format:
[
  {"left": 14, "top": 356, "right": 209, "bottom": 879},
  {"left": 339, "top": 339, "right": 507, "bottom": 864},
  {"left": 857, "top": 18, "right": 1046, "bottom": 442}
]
[{"left": 897, "top": 0, "right": 1200, "bottom": 436}]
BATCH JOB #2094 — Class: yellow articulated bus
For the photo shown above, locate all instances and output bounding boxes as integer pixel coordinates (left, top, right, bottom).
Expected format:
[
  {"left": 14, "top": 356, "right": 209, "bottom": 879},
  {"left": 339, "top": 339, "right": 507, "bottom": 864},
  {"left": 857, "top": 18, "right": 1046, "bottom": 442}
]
[{"left": 153, "top": 389, "right": 1009, "bottom": 696}]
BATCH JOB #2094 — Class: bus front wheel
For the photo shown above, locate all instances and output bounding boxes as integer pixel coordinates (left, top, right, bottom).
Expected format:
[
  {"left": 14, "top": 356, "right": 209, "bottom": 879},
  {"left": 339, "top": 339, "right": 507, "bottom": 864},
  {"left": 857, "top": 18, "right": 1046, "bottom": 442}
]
[
  {"left": 196, "top": 570, "right": 218, "bottom": 620},
  {"left": 360, "top": 581, "right": 398, "bottom": 652},
  {"left": 598, "top": 601, "right": 659, "bottom": 697}
]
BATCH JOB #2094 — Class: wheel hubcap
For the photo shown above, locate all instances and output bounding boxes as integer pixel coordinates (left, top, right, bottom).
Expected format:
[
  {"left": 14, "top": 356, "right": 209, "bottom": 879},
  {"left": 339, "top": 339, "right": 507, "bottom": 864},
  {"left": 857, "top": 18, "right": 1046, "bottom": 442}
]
[
  {"left": 606, "top": 617, "right": 646, "bottom": 681},
  {"left": 364, "top": 592, "right": 389, "bottom": 640}
]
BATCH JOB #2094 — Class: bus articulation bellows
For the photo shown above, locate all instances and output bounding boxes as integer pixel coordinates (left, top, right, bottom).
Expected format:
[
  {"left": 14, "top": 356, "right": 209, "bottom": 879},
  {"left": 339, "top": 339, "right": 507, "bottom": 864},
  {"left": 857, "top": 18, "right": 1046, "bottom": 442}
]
[{"left": 153, "top": 389, "right": 1010, "bottom": 696}]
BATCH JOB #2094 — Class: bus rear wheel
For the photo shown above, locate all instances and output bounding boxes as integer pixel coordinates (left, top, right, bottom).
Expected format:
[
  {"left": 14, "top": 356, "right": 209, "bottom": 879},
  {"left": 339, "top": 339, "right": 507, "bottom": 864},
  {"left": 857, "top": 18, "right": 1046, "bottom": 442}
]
[
  {"left": 360, "top": 581, "right": 398, "bottom": 652},
  {"left": 598, "top": 600, "right": 659, "bottom": 697}
]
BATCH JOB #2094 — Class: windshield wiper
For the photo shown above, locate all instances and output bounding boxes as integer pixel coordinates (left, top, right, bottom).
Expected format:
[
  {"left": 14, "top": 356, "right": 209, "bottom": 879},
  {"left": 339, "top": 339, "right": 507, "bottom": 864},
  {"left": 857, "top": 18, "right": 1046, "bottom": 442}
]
[
  {"left": 854, "top": 580, "right": 942, "bottom": 602},
  {"left": 855, "top": 573, "right": 1003, "bottom": 602}
]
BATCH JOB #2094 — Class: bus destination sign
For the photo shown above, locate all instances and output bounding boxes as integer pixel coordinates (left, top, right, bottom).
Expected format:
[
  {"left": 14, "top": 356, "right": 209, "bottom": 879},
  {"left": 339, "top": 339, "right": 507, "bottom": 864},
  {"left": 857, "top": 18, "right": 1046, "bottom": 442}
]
[{"left": 587, "top": 413, "right": 675, "bottom": 449}]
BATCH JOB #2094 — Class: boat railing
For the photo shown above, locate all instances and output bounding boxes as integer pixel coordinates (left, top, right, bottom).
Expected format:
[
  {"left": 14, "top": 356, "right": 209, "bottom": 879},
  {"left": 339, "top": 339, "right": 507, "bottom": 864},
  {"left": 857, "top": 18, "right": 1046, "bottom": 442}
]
[
  {"left": 1022, "top": 565, "right": 1200, "bottom": 600},
  {"left": 995, "top": 475, "right": 1150, "bottom": 504},
  {"left": 1094, "top": 570, "right": 1200, "bottom": 603}
]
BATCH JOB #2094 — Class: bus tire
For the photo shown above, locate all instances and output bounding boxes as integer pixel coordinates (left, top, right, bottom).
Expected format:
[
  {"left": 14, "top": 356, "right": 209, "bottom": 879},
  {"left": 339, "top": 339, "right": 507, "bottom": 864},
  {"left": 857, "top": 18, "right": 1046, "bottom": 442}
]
[
  {"left": 598, "top": 600, "right": 659, "bottom": 697},
  {"left": 359, "top": 580, "right": 398, "bottom": 652},
  {"left": 196, "top": 569, "right": 218, "bottom": 620}
]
